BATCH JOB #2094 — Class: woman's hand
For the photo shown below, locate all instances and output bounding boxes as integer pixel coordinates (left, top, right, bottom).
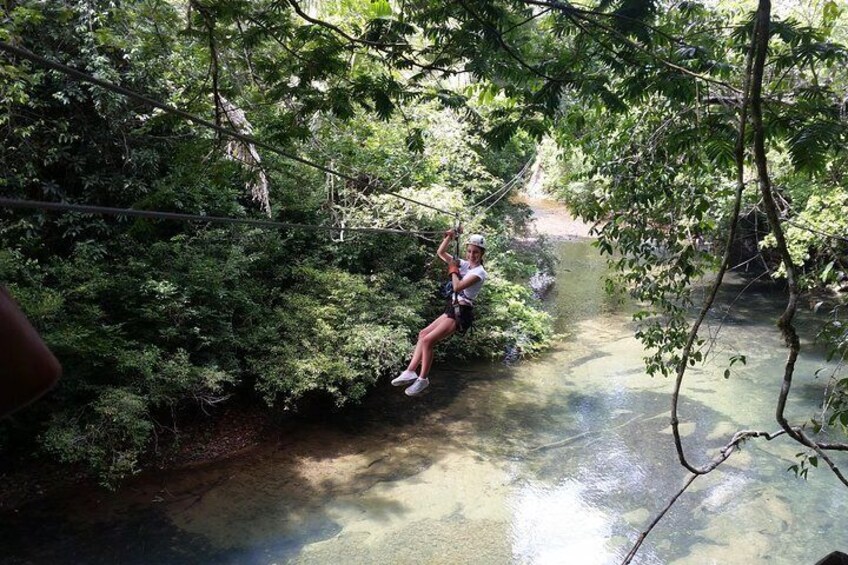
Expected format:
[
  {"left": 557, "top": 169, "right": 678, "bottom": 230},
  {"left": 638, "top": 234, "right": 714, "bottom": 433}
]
[
  {"left": 448, "top": 258, "right": 461, "bottom": 276},
  {"left": 438, "top": 226, "right": 461, "bottom": 263}
]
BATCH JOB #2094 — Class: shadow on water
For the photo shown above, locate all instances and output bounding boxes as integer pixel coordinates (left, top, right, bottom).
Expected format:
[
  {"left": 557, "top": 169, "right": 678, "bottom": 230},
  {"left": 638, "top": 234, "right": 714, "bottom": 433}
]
[
  {"left": 0, "top": 504, "right": 232, "bottom": 564},
  {"left": 0, "top": 362, "right": 521, "bottom": 564}
]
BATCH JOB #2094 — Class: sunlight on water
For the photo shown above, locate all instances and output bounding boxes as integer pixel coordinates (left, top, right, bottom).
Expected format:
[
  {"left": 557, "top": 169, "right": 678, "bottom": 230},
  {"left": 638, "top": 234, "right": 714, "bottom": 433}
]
[{"left": 510, "top": 479, "right": 617, "bottom": 565}]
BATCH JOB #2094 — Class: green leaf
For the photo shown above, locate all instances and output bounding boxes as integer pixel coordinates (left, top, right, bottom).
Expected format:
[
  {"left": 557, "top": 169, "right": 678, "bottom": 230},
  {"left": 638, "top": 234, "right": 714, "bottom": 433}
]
[
  {"left": 788, "top": 120, "right": 846, "bottom": 174},
  {"left": 821, "top": 261, "right": 835, "bottom": 283},
  {"left": 823, "top": 1, "right": 842, "bottom": 30},
  {"left": 372, "top": 89, "right": 395, "bottom": 120},
  {"left": 406, "top": 127, "right": 425, "bottom": 153},
  {"left": 368, "top": 0, "right": 393, "bottom": 19}
]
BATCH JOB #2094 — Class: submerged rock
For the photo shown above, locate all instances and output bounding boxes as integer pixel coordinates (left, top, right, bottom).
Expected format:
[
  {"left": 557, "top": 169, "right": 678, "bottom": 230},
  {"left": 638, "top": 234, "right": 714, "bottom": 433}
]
[
  {"left": 529, "top": 270, "right": 556, "bottom": 299},
  {"left": 503, "top": 345, "right": 522, "bottom": 365}
]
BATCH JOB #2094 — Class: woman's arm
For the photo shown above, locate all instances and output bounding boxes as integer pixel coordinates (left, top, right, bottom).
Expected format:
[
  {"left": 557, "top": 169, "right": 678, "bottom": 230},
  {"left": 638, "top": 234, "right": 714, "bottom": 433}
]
[
  {"left": 436, "top": 229, "right": 456, "bottom": 264},
  {"left": 450, "top": 273, "right": 481, "bottom": 293},
  {"left": 0, "top": 286, "right": 62, "bottom": 418}
]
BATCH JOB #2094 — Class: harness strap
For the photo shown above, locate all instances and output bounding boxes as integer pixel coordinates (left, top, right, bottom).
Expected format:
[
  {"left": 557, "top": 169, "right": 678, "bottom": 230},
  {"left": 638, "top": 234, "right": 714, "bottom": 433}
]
[{"left": 452, "top": 220, "right": 463, "bottom": 330}]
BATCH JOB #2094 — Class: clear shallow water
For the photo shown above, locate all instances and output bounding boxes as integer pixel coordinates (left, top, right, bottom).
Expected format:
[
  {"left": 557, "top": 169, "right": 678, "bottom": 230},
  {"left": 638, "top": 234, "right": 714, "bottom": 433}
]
[{"left": 3, "top": 240, "right": 848, "bottom": 564}]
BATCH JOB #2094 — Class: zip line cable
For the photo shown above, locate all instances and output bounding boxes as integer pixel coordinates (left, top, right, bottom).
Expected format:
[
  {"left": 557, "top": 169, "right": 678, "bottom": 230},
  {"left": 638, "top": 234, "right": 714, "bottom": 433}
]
[
  {"left": 470, "top": 170, "right": 523, "bottom": 211},
  {"left": 0, "top": 198, "right": 443, "bottom": 237},
  {"left": 465, "top": 156, "right": 535, "bottom": 224},
  {"left": 473, "top": 176, "right": 522, "bottom": 218},
  {"left": 0, "top": 41, "right": 457, "bottom": 219}
]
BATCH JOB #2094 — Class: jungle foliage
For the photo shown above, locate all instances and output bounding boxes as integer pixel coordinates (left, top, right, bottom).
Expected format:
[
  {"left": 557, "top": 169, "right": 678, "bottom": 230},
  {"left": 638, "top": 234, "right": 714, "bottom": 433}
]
[
  {"left": 0, "top": 0, "right": 553, "bottom": 485},
  {"left": 1, "top": 0, "right": 847, "bottom": 500},
  {"left": 539, "top": 0, "right": 848, "bottom": 433}
]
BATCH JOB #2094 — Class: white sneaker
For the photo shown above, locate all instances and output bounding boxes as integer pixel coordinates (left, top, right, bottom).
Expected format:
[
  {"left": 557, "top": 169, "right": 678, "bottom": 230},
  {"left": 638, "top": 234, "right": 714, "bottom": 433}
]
[
  {"left": 391, "top": 370, "right": 418, "bottom": 386},
  {"left": 405, "top": 377, "right": 430, "bottom": 396}
]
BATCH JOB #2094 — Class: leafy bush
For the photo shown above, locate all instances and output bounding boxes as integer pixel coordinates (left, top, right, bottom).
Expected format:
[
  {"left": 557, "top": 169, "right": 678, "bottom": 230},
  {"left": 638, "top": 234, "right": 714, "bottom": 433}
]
[
  {"left": 762, "top": 185, "right": 848, "bottom": 290},
  {"left": 462, "top": 276, "right": 553, "bottom": 360},
  {"left": 43, "top": 388, "right": 153, "bottom": 487},
  {"left": 248, "top": 266, "right": 428, "bottom": 407}
]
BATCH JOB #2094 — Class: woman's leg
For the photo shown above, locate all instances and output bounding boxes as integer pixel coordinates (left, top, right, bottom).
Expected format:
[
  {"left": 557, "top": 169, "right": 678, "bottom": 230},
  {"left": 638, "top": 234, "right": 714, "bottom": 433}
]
[
  {"left": 417, "top": 316, "right": 457, "bottom": 379},
  {"left": 406, "top": 314, "right": 451, "bottom": 372}
]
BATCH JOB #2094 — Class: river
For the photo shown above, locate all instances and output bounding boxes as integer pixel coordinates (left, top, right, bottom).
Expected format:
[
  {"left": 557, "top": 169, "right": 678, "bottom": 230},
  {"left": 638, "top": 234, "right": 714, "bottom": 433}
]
[{"left": 2, "top": 239, "right": 847, "bottom": 564}]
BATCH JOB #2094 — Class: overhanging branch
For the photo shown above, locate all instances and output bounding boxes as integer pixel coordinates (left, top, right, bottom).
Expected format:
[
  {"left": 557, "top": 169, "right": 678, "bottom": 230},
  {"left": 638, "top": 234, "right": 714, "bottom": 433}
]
[
  {"left": 455, "top": 0, "right": 559, "bottom": 83},
  {"left": 523, "top": 0, "right": 744, "bottom": 94},
  {"left": 668, "top": 0, "right": 758, "bottom": 476},
  {"left": 286, "top": 0, "right": 408, "bottom": 48},
  {"left": 623, "top": 2, "right": 848, "bottom": 562}
]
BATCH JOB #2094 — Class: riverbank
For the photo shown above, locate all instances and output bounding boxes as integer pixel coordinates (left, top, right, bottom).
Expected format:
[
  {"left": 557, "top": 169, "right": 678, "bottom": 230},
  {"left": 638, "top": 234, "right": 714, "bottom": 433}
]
[
  {"left": 520, "top": 195, "right": 595, "bottom": 240},
  {"left": 0, "top": 401, "right": 274, "bottom": 511}
]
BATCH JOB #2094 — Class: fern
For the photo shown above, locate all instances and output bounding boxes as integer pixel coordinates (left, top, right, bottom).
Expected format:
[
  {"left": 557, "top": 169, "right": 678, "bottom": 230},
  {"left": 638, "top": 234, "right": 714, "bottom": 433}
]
[{"left": 788, "top": 119, "right": 846, "bottom": 174}]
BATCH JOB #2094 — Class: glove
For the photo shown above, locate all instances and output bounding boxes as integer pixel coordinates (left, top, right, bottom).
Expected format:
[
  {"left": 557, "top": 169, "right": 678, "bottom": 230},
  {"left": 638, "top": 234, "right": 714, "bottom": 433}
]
[
  {"left": 448, "top": 260, "right": 461, "bottom": 276},
  {"left": 444, "top": 228, "right": 456, "bottom": 240}
]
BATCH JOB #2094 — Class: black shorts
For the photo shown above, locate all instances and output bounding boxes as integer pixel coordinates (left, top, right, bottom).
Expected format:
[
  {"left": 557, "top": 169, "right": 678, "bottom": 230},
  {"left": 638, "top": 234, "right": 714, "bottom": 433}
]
[{"left": 444, "top": 303, "right": 474, "bottom": 334}]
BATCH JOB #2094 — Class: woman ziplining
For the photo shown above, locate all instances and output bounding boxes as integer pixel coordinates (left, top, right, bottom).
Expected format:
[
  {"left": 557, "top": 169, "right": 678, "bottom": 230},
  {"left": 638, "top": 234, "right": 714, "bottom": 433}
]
[
  {"left": 0, "top": 43, "right": 530, "bottom": 406},
  {"left": 392, "top": 228, "right": 488, "bottom": 396}
]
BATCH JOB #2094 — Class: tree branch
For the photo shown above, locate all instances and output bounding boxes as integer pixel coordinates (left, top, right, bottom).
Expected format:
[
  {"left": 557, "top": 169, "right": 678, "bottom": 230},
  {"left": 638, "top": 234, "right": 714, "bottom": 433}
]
[
  {"left": 235, "top": 17, "right": 261, "bottom": 87},
  {"left": 503, "top": 6, "right": 552, "bottom": 35},
  {"left": 783, "top": 219, "right": 848, "bottom": 244},
  {"left": 749, "top": 0, "right": 848, "bottom": 479},
  {"left": 668, "top": 0, "right": 757, "bottom": 476},
  {"left": 621, "top": 473, "right": 699, "bottom": 564},
  {"left": 280, "top": 2, "right": 457, "bottom": 77},
  {"left": 525, "top": 0, "right": 744, "bottom": 94},
  {"left": 455, "top": 0, "right": 559, "bottom": 82},
  {"left": 286, "top": 0, "right": 409, "bottom": 48},
  {"left": 193, "top": 1, "right": 224, "bottom": 131},
  {"left": 604, "top": 1, "right": 848, "bottom": 561},
  {"left": 521, "top": 0, "right": 688, "bottom": 48},
  {"left": 621, "top": 428, "right": 787, "bottom": 564}
]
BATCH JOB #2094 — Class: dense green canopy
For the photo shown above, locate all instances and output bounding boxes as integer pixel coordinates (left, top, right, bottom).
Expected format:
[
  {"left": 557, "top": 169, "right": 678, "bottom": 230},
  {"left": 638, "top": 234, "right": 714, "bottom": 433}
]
[{"left": 1, "top": 0, "right": 846, "bottom": 502}]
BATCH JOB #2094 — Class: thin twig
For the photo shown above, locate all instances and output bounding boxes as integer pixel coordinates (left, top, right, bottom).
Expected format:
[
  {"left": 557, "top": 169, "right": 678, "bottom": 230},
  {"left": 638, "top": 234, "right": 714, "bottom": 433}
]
[
  {"left": 783, "top": 219, "right": 848, "bottom": 244},
  {"left": 621, "top": 473, "right": 698, "bottom": 564},
  {"left": 456, "top": 0, "right": 559, "bottom": 83},
  {"left": 621, "top": 428, "right": 786, "bottom": 564}
]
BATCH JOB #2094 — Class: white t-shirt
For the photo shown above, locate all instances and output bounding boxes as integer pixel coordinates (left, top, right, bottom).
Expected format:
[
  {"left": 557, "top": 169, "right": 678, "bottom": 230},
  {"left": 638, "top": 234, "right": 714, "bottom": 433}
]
[{"left": 454, "top": 258, "right": 487, "bottom": 305}]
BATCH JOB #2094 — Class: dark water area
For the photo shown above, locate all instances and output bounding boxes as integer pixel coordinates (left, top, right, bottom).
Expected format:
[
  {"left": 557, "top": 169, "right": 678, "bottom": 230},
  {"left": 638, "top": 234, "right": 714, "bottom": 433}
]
[{"left": 2, "top": 240, "right": 848, "bottom": 564}]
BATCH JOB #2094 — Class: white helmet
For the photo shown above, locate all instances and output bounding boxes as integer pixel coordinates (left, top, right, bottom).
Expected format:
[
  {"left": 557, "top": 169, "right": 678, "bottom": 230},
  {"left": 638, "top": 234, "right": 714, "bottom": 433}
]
[{"left": 465, "top": 234, "right": 486, "bottom": 250}]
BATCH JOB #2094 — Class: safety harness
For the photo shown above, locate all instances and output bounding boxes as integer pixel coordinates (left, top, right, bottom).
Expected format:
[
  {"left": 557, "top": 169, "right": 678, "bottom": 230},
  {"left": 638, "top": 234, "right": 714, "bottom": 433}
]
[{"left": 450, "top": 222, "right": 467, "bottom": 334}]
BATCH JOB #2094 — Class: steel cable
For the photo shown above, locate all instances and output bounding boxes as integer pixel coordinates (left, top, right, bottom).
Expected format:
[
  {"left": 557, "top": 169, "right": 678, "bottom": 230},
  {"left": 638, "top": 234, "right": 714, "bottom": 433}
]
[{"left": 0, "top": 198, "right": 443, "bottom": 237}]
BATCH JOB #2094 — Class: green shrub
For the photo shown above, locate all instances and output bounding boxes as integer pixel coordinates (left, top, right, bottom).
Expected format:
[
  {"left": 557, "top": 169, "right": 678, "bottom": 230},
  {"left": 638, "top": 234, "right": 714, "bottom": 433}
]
[
  {"left": 249, "top": 266, "right": 428, "bottom": 407},
  {"left": 43, "top": 388, "right": 153, "bottom": 487}
]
